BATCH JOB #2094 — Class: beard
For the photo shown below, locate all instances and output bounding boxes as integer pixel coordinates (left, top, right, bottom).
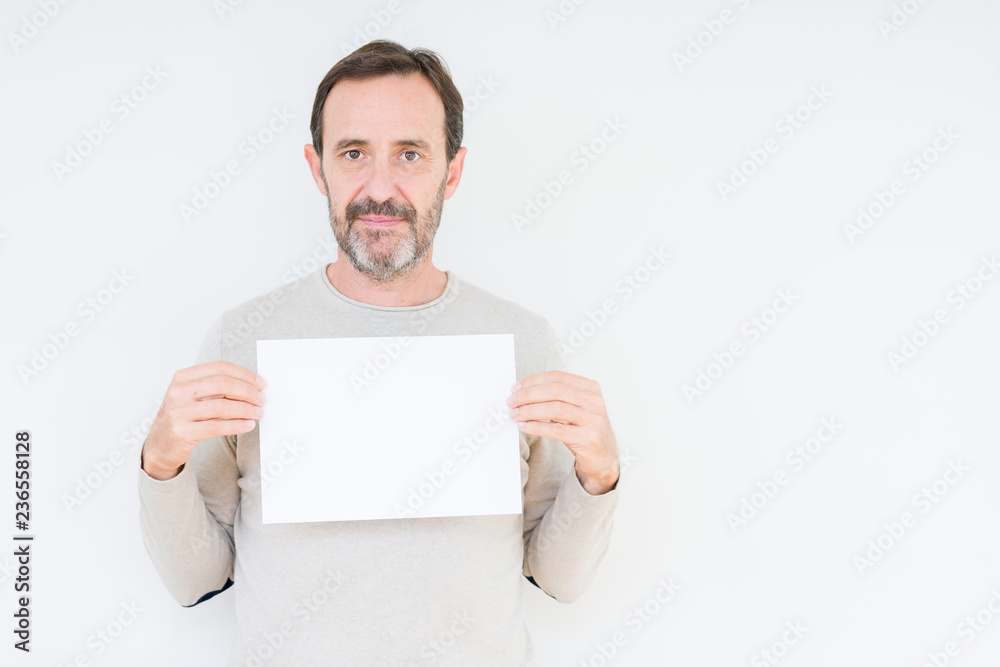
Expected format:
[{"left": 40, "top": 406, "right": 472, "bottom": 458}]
[{"left": 325, "top": 173, "right": 447, "bottom": 285}]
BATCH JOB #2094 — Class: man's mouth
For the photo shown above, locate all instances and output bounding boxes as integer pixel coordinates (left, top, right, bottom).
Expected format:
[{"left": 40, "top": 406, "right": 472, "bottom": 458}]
[{"left": 357, "top": 216, "right": 405, "bottom": 227}]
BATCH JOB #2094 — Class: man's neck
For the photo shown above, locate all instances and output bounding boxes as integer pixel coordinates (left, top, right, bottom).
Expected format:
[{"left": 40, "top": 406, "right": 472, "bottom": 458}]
[{"left": 325, "top": 258, "right": 448, "bottom": 308}]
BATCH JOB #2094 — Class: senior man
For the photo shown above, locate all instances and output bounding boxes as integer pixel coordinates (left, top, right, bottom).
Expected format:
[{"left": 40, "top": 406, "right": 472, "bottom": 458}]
[{"left": 138, "top": 40, "right": 621, "bottom": 666}]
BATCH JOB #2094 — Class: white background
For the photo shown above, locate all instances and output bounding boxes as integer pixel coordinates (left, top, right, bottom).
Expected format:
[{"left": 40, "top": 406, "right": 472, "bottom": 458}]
[{"left": 1, "top": 0, "right": 999, "bottom": 665}]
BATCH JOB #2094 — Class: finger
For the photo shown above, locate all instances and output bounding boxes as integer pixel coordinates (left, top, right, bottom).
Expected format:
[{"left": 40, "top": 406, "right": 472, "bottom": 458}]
[
  {"left": 513, "top": 370, "right": 594, "bottom": 393},
  {"left": 514, "top": 419, "right": 580, "bottom": 445},
  {"left": 177, "top": 397, "right": 263, "bottom": 423},
  {"left": 175, "top": 360, "right": 266, "bottom": 390},
  {"left": 511, "top": 400, "right": 591, "bottom": 427},
  {"left": 184, "top": 417, "right": 258, "bottom": 443},
  {"left": 183, "top": 373, "right": 266, "bottom": 407},
  {"left": 509, "top": 379, "right": 598, "bottom": 413}
]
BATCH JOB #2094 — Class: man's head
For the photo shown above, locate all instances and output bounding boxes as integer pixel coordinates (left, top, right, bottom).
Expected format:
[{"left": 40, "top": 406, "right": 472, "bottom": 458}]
[{"left": 304, "top": 41, "right": 466, "bottom": 285}]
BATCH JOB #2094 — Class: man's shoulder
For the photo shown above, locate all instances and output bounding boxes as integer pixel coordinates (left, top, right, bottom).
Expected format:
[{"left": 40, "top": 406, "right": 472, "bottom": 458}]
[
  {"left": 449, "top": 273, "right": 566, "bottom": 376},
  {"left": 209, "top": 271, "right": 321, "bottom": 349},
  {"left": 229, "top": 271, "right": 318, "bottom": 317},
  {"left": 450, "top": 273, "right": 555, "bottom": 338}
]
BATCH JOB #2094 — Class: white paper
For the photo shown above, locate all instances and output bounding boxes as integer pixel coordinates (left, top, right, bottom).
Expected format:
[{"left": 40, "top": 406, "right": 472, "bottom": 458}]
[{"left": 255, "top": 333, "right": 522, "bottom": 523}]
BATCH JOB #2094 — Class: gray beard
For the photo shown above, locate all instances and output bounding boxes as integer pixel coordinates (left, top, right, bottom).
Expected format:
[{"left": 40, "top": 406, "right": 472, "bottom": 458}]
[{"left": 327, "top": 176, "right": 446, "bottom": 285}]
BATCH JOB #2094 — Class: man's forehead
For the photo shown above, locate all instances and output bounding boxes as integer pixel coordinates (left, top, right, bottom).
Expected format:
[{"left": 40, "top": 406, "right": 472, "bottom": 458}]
[{"left": 323, "top": 73, "right": 447, "bottom": 147}]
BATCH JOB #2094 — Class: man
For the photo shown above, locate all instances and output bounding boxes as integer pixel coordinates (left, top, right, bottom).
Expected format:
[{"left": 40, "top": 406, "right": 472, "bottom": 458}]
[{"left": 139, "top": 40, "right": 621, "bottom": 666}]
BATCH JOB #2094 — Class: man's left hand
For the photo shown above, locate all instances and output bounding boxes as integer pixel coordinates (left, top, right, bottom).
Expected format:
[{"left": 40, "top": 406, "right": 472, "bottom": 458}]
[{"left": 507, "top": 370, "right": 620, "bottom": 496}]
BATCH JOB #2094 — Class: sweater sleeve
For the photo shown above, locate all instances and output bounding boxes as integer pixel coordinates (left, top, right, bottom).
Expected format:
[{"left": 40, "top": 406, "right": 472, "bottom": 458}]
[
  {"left": 521, "top": 322, "right": 622, "bottom": 603},
  {"left": 137, "top": 314, "right": 242, "bottom": 607}
]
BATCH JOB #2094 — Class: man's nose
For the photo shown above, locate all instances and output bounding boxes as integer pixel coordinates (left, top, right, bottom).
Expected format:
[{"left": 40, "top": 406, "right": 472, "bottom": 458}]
[{"left": 360, "top": 158, "right": 397, "bottom": 203}]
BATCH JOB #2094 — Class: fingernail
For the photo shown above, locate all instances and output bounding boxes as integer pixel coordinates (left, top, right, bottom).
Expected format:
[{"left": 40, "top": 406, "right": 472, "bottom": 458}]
[{"left": 256, "top": 374, "right": 267, "bottom": 389}]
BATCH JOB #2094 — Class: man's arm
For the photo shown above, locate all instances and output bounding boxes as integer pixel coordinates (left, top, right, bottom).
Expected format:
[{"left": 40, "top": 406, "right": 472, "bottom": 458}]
[
  {"left": 137, "top": 315, "right": 261, "bottom": 607},
  {"left": 519, "top": 323, "right": 621, "bottom": 603}
]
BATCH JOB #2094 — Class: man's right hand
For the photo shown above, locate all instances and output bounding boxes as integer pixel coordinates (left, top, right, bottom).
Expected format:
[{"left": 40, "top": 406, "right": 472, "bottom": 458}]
[{"left": 141, "top": 360, "right": 267, "bottom": 481}]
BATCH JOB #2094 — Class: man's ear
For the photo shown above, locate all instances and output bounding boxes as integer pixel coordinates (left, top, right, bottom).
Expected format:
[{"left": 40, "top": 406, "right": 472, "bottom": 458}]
[
  {"left": 443, "top": 146, "right": 467, "bottom": 200},
  {"left": 304, "top": 144, "right": 328, "bottom": 196}
]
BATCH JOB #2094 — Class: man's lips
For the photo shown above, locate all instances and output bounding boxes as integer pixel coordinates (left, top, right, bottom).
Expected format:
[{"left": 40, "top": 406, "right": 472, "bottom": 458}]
[{"left": 357, "top": 216, "right": 405, "bottom": 227}]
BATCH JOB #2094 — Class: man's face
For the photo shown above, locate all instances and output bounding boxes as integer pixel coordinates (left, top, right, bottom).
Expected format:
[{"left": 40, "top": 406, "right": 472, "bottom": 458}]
[{"left": 305, "top": 73, "right": 465, "bottom": 284}]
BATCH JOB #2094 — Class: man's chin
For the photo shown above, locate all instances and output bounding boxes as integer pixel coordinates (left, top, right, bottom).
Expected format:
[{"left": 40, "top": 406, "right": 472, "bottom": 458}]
[
  {"left": 356, "top": 264, "right": 415, "bottom": 284},
  {"left": 348, "top": 248, "right": 418, "bottom": 281}
]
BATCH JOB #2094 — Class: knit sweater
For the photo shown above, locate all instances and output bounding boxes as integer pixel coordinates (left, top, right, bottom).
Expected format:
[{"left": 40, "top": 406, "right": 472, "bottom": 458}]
[{"left": 137, "top": 265, "right": 620, "bottom": 666}]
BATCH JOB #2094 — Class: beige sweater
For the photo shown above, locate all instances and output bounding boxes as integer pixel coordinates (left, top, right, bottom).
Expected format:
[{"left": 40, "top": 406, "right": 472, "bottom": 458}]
[{"left": 137, "top": 266, "right": 620, "bottom": 666}]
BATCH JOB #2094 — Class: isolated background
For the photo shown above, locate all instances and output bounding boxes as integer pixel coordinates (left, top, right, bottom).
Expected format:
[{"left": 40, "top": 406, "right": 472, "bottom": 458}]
[{"left": 2, "top": 0, "right": 999, "bottom": 665}]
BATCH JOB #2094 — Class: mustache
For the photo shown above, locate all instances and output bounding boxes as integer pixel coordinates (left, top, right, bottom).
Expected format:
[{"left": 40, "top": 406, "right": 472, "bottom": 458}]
[{"left": 345, "top": 197, "right": 417, "bottom": 223}]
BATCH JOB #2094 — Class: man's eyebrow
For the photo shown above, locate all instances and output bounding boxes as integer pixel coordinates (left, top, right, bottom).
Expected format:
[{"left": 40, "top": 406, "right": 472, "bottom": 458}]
[
  {"left": 332, "top": 138, "right": 369, "bottom": 151},
  {"left": 394, "top": 139, "right": 431, "bottom": 151},
  {"left": 330, "top": 138, "right": 432, "bottom": 152}
]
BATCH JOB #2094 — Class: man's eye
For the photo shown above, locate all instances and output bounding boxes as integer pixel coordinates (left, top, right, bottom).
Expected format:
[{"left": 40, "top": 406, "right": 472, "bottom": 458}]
[
  {"left": 346, "top": 150, "right": 361, "bottom": 159},
  {"left": 402, "top": 150, "right": 419, "bottom": 161}
]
